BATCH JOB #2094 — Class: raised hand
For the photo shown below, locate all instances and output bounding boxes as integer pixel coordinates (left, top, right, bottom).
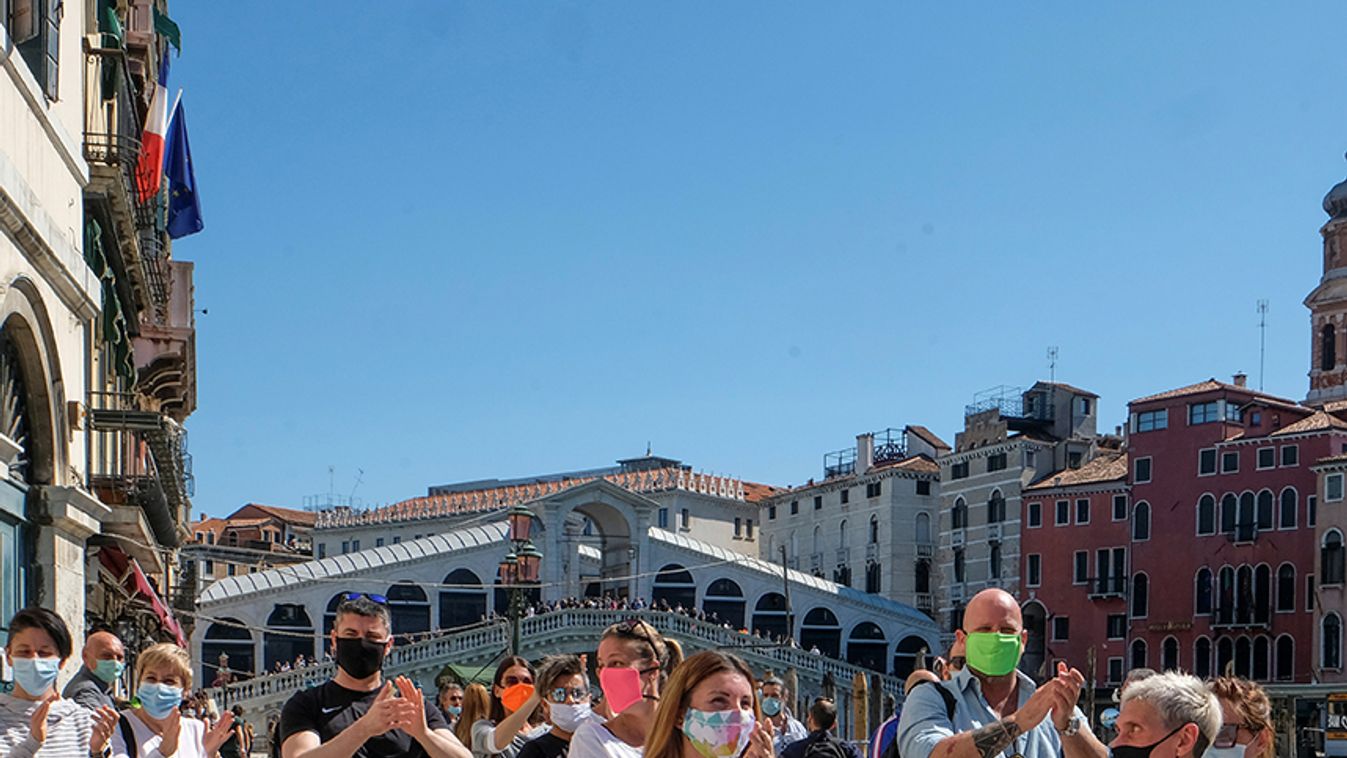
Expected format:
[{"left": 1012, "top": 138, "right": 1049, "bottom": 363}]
[
  {"left": 1048, "top": 662, "right": 1085, "bottom": 731},
  {"left": 29, "top": 698, "right": 53, "bottom": 744},
  {"left": 744, "top": 718, "right": 775, "bottom": 758},
  {"left": 203, "top": 710, "right": 236, "bottom": 756},
  {"left": 355, "top": 682, "right": 416, "bottom": 739},
  {"left": 395, "top": 677, "right": 429, "bottom": 739},
  {"left": 90, "top": 706, "right": 120, "bottom": 754},
  {"left": 160, "top": 708, "right": 183, "bottom": 757}
]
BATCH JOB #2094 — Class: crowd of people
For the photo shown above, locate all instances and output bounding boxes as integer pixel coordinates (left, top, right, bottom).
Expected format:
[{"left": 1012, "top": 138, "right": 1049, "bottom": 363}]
[{"left": 1, "top": 587, "right": 1282, "bottom": 758}]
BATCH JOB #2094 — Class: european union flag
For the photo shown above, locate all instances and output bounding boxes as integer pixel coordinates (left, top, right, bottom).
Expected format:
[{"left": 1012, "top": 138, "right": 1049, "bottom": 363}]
[{"left": 164, "top": 97, "right": 203, "bottom": 239}]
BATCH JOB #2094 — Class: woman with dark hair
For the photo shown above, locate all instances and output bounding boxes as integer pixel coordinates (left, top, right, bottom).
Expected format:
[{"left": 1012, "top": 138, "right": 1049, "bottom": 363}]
[
  {"left": 0, "top": 607, "right": 94, "bottom": 757},
  {"left": 471, "top": 656, "right": 548, "bottom": 758},
  {"left": 570, "top": 618, "right": 684, "bottom": 758},
  {"left": 643, "top": 651, "right": 773, "bottom": 758}
]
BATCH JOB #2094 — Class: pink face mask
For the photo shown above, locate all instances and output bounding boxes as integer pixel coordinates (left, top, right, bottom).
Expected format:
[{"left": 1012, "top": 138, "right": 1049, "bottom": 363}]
[{"left": 599, "top": 667, "right": 645, "bottom": 714}]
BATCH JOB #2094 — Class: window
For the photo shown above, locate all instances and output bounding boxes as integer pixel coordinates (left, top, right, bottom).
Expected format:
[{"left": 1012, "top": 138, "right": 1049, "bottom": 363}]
[
  {"left": 1282, "top": 445, "right": 1299, "bottom": 467},
  {"left": 680, "top": 509, "right": 690, "bottom": 529},
  {"left": 1310, "top": 495, "right": 1319, "bottom": 527},
  {"left": 10, "top": 0, "right": 59, "bottom": 100},
  {"left": 734, "top": 517, "right": 743, "bottom": 538},
  {"left": 916, "top": 480, "right": 931, "bottom": 496},
  {"left": 1195, "top": 568, "right": 1213, "bottom": 614},
  {"left": 1277, "top": 564, "right": 1296, "bottom": 613},
  {"left": 866, "top": 482, "right": 882, "bottom": 498},
  {"left": 1199, "top": 448, "right": 1217, "bottom": 476},
  {"left": 989, "top": 543, "right": 1002, "bottom": 579},
  {"left": 1221, "top": 493, "right": 1237, "bottom": 533},
  {"left": 1027, "top": 554, "right": 1042, "bottom": 587},
  {"left": 840, "top": 489, "right": 850, "bottom": 504},
  {"left": 1136, "top": 409, "right": 1168, "bottom": 432},
  {"left": 1324, "top": 531, "right": 1346, "bottom": 586},
  {"left": 352, "top": 539, "right": 360, "bottom": 551},
  {"left": 869, "top": 515, "right": 879, "bottom": 545},
  {"left": 1068, "top": 451, "right": 1083, "bottom": 469},
  {"left": 1249, "top": 411, "right": 1261, "bottom": 426},
  {"left": 1309, "top": 574, "right": 1317, "bottom": 611},
  {"left": 952, "top": 499, "right": 967, "bottom": 529},
  {"left": 1073, "top": 551, "right": 1088, "bottom": 584},
  {"left": 392, "top": 536, "right": 401, "bottom": 544},
  {"left": 768, "top": 505, "right": 777, "bottom": 520},
  {"left": 1134, "top": 457, "right": 1152, "bottom": 484},
  {"left": 205, "top": 560, "right": 215, "bottom": 574},
  {"left": 1222, "top": 451, "right": 1240, "bottom": 474},
  {"left": 950, "top": 462, "right": 969, "bottom": 480},
  {"left": 746, "top": 520, "right": 754, "bottom": 539},
  {"left": 1195, "top": 637, "right": 1213, "bottom": 679},
  {"left": 1027, "top": 501, "right": 1042, "bottom": 528},
  {"left": 1055, "top": 500, "right": 1070, "bottom": 526},
  {"left": 1162, "top": 637, "right": 1179, "bottom": 671},
  {"left": 1131, "top": 574, "right": 1149, "bottom": 618},
  {"left": 865, "top": 561, "right": 882, "bottom": 594},
  {"left": 953, "top": 549, "right": 966, "bottom": 583},
  {"left": 1130, "top": 639, "right": 1148, "bottom": 670},
  {"left": 988, "top": 491, "right": 1006, "bottom": 523},
  {"left": 1257, "top": 448, "right": 1276, "bottom": 470},
  {"left": 790, "top": 500, "right": 799, "bottom": 515},
  {"left": 1075, "top": 498, "right": 1090, "bottom": 525},
  {"left": 341, "top": 541, "right": 350, "bottom": 554},
  {"left": 1106, "top": 614, "right": 1127, "bottom": 640},
  {"left": 987, "top": 453, "right": 1008, "bottom": 472},
  {"left": 1324, "top": 613, "right": 1342, "bottom": 670},
  {"left": 1197, "top": 494, "right": 1216, "bottom": 535},
  {"left": 1107, "top": 657, "right": 1125, "bottom": 685},
  {"left": 1280, "top": 488, "right": 1298, "bottom": 530},
  {"left": 316, "top": 544, "right": 326, "bottom": 559},
  {"left": 206, "top": 532, "right": 215, "bottom": 545},
  {"left": 227, "top": 564, "right": 236, "bottom": 576},
  {"left": 1133, "top": 502, "right": 1151, "bottom": 541},
  {"left": 1276, "top": 635, "right": 1294, "bottom": 682},
  {"left": 1189, "top": 401, "right": 1220, "bottom": 425},
  {"left": 814, "top": 496, "right": 823, "bottom": 510},
  {"left": 1113, "top": 494, "right": 1128, "bottom": 521},
  {"left": 658, "top": 508, "right": 669, "bottom": 528},
  {"left": 375, "top": 538, "right": 384, "bottom": 548},
  {"left": 1079, "top": 397, "right": 1092, "bottom": 415},
  {"left": 1324, "top": 323, "right": 1338, "bottom": 371},
  {"left": 1257, "top": 490, "right": 1274, "bottom": 531},
  {"left": 1329, "top": 474, "right": 1345, "bottom": 503},
  {"left": 1052, "top": 617, "right": 1069, "bottom": 641}
]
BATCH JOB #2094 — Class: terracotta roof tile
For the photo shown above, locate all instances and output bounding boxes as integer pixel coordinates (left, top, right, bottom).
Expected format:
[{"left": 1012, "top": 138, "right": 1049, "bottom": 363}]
[
  {"left": 229, "top": 503, "right": 318, "bottom": 527},
  {"left": 1024, "top": 453, "right": 1127, "bottom": 491},
  {"left": 906, "top": 425, "right": 951, "bottom": 451},
  {"left": 1130, "top": 379, "right": 1297, "bottom": 406},
  {"left": 1036, "top": 381, "right": 1099, "bottom": 399},
  {"left": 1271, "top": 411, "right": 1347, "bottom": 437}
]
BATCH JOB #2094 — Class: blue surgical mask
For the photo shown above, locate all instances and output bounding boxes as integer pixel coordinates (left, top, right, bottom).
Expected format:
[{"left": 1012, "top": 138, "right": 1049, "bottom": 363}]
[
  {"left": 448, "top": 705, "right": 463, "bottom": 716},
  {"left": 137, "top": 682, "right": 184, "bottom": 719},
  {"left": 761, "top": 697, "right": 783, "bottom": 717},
  {"left": 12, "top": 656, "right": 61, "bottom": 696},
  {"left": 93, "top": 659, "right": 125, "bottom": 684}
]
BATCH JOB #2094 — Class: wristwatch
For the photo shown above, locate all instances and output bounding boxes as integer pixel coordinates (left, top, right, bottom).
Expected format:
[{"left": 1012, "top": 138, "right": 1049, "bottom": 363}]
[{"left": 1057, "top": 716, "right": 1081, "bottom": 737}]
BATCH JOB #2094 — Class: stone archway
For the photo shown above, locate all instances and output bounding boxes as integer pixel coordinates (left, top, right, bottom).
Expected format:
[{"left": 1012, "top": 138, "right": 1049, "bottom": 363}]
[{"left": 532, "top": 480, "right": 655, "bottom": 602}]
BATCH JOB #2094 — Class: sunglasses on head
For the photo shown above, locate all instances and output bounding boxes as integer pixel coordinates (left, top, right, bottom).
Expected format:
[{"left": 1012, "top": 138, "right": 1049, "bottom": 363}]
[
  {"left": 343, "top": 592, "right": 388, "bottom": 605},
  {"left": 548, "top": 687, "right": 590, "bottom": 704}
]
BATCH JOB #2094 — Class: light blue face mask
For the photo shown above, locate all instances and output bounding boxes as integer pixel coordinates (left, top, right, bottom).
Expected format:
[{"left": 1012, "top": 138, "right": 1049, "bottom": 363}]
[
  {"left": 11, "top": 656, "right": 61, "bottom": 696},
  {"left": 760, "top": 697, "right": 783, "bottom": 717},
  {"left": 137, "top": 682, "right": 184, "bottom": 719},
  {"left": 93, "top": 658, "right": 125, "bottom": 684}
]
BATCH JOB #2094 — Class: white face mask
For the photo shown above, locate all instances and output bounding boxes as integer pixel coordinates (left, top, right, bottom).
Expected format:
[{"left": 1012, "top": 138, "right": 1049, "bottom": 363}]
[
  {"left": 549, "top": 701, "right": 592, "bottom": 732},
  {"left": 1205, "top": 745, "right": 1249, "bottom": 758}
]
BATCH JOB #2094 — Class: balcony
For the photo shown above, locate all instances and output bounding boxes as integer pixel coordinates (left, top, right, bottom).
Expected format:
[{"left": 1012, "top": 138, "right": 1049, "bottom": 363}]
[
  {"left": 835, "top": 547, "right": 851, "bottom": 564},
  {"left": 87, "top": 391, "right": 194, "bottom": 549},
  {"left": 951, "top": 530, "right": 966, "bottom": 548},
  {"left": 987, "top": 523, "right": 1003, "bottom": 542},
  {"left": 916, "top": 542, "right": 934, "bottom": 558},
  {"left": 810, "top": 552, "right": 823, "bottom": 573},
  {"left": 1212, "top": 606, "right": 1272, "bottom": 631},
  {"left": 914, "top": 593, "right": 935, "bottom": 613},
  {"left": 950, "top": 584, "right": 966, "bottom": 603},
  {"left": 1086, "top": 576, "right": 1127, "bottom": 599},
  {"left": 866, "top": 543, "right": 881, "bottom": 561},
  {"left": 965, "top": 385, "right": 1054, "bottom": 432},
  {"left": 133, "top": 262, "right": 197, "bottom": 421}
]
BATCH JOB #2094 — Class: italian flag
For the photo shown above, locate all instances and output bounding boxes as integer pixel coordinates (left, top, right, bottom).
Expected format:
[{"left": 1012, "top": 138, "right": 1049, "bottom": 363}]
[{"left": 136, "top": 52, "right": 170, "bottom": 204}]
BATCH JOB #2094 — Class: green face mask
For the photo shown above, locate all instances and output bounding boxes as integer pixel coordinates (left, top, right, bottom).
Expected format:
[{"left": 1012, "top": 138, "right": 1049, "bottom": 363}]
[{"left": 963, "top": 632, "right": 1022, "bottom": 677}]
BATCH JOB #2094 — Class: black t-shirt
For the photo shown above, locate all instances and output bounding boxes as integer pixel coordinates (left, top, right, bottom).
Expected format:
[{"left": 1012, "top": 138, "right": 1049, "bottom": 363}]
[
  {"left": 517, "top": 732, "right": 570, "bottom": 758},
  {"left": 279, "top": 680, "right": 450, "bottom": 758}
]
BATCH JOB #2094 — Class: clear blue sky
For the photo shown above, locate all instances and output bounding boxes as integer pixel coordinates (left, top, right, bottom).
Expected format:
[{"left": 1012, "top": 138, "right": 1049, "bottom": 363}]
[{"left": 171, "top": 3, "right": 1347, "bottom": 518}]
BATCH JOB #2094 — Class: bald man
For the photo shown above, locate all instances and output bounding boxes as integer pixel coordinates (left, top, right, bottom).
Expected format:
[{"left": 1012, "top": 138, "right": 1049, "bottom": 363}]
[
  {"left": 63, "top": 629, "right": 125, "bottom": 710},
  {"left": 896, "top": 589, "right": 1107, "bottom": 758}
]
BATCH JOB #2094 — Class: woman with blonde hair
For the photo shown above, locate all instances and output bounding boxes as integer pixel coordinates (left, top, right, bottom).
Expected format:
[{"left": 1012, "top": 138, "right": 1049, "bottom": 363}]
[
  {"left": 570, "top": 618, "right": 684, "bottom": 758},
  {"left": 91, "top": 642, "right": 236, "bottom": 758},
  {"left": 457, "top": 684, "right": 492, "bottom": 749},
  {"left": 644, "top": 650, "right": 773, "bottom": 758},
  {"left": 1206, "top": 676, "right": 1274, "bottom": 758}
]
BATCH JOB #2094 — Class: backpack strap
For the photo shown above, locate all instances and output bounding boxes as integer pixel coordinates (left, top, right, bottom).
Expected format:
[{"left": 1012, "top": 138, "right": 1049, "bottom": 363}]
[
  {"left": 117, "top": 714, "right": 137, "bottom": 755},
  {"left": 935, "top": 683, "right": 958, "bottom": 721}
]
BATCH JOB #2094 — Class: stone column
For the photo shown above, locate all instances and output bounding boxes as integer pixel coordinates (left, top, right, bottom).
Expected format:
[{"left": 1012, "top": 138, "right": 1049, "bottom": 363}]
[
  {"left": 32, "top": 486, "right": 108, "bottom": 687},
  {"left": 632, "top": 508, "right": 653, "bottom": 601},
  {"left": 540, "top": 501, "right": 564, "bottom": 603}
]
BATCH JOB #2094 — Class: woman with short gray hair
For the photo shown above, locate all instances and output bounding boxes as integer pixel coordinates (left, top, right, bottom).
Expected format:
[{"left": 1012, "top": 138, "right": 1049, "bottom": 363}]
[{"left": 1112, "top": 672, "right": 1221, "bottom": 758}]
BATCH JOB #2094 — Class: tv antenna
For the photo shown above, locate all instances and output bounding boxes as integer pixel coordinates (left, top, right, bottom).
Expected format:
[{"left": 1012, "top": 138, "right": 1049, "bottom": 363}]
[
  {"left": 1047, "top": 346, "right": 1059, "bottom": 385},
  {"left": 1257, "top": 300, "right": 1269, "bottom": 391}
]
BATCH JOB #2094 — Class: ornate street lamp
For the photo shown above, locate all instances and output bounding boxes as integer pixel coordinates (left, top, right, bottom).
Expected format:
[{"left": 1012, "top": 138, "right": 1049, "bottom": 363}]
[{"left": 500, "top": 507, "right": 542, "bottom": 654}]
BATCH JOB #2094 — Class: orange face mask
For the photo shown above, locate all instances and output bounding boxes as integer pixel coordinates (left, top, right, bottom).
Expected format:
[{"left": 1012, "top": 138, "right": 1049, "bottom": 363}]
[{"left": 501, "top": 682, "right": 534, "bottom": 713}]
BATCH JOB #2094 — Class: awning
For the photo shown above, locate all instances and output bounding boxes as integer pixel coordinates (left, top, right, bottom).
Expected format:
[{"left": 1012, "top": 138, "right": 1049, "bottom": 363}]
[{"left": 98, "top": 545, "right": 187, "bottom": 647}]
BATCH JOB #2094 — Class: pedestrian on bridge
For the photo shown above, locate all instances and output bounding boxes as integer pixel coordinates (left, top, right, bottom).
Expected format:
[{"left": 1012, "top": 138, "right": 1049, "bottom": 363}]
[{"left": 275, "top": 595, "right": 470, "bottom": 758}]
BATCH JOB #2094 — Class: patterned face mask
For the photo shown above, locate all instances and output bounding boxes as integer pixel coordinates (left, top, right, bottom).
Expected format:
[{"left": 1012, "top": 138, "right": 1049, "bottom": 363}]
[{"left": 681, "top": 707, "right": 755, "bottom": 758}]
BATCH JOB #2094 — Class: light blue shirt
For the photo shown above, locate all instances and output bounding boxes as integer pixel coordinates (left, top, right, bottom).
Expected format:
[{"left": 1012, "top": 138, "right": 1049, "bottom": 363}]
[{"left": 895, "top": 669, "right": 1088, "bottom": 758}]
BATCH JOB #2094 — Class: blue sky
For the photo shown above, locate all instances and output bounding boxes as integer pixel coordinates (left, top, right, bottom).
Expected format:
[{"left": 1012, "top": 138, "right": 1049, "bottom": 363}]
[{"left": 171, "top": 3, "right": 1347, "bottom": 518}]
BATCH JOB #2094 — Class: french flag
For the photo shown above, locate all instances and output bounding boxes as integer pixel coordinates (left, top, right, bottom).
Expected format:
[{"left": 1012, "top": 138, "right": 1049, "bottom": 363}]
[{"left": 136, "top": 52, "right": 170, "bottom": 204}]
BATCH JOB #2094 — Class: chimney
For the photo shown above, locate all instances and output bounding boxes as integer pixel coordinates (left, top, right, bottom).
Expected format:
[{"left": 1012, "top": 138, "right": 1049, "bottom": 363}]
[
  {"left": 856, "top": 433, "right": 875, "bottom": 474},
  {"left": 1233, "top": 372, "right": 1248, "bottom": 387}
]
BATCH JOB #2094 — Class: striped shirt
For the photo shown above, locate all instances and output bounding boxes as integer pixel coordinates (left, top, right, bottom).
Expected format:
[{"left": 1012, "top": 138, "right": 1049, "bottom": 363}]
[{"left": 0, "top": 692, "right": 94, "bottom": 758}]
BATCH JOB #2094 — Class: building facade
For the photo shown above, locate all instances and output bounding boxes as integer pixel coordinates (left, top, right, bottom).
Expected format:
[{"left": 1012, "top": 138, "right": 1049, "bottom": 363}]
[{"left": 187, "top": 504, "right": 315, "bottom": 593}]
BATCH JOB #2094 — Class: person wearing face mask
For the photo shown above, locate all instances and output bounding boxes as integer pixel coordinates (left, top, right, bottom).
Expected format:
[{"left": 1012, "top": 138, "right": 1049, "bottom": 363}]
[
  {"left": 457, "top": 685, "right": 492, "bottom": 749},
  {"left": 472, "top": 656, "right": 549, "bottom": 758},
  {"left": 63, "top": 629, "right": 126, "bottom": 712},
  {"left": 896, "top": 589, "right": 1109, "bottom": 758},
  {"left": 89, "top": 642, "right": 237, "bottom": 758},
  {"left": 277, "top": 595, "right": 469, "bottom": 758},
  {"left": 759, "top": 676, "right": 807, "bottom": 754},
  {"left": 441, "top": 683, "right": 466, "bottom": 730},
  {"left": 518, "top": 655, "right": 593, "bottom": 758},
  {"left": 642, "top": 650, "right": 773, "bottom": 758},
  {"left": 1204, "top": 678, "right": 1273, "bottom": 758},
  {"left": 0, "top": 607, "right": 93, "bottom": 758},
  {"left": 1108, "top": 672, "right": 1220, "bottom": 758},
  {"left": 570, "top": 618, "right": 684, "bottom": 758}
]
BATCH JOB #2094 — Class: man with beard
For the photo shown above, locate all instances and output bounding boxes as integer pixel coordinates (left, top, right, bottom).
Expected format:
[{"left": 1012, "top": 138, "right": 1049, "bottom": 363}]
[{"left": 279, "top": 594, "right": 471, "bottom": 758}]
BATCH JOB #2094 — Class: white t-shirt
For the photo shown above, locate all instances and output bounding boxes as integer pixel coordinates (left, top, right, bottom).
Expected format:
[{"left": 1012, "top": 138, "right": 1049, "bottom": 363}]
[
  {"left": 111, "top": 711, "right": 208, "bottom": 758},
  {"left": 569, "top": 720, "right": 643, "bottom": 758}
]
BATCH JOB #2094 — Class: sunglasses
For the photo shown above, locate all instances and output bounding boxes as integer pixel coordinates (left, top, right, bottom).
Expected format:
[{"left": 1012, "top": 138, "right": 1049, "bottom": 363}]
[
  {"left": 343, "top": 592, "right": 388, "bottom": 605},
  {"left": 548, "top": 687, "right": 590, "bottom": 704},
  {"left": 503, "top": 675, "right": 534, "bottom": 686},
  {"left": 1212, "top": 723, "right": 1262, "bottom": 749}
]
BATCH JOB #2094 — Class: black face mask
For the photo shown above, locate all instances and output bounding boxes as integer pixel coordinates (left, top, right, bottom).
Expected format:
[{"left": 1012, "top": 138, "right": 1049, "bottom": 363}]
[
  {"left": 334, "top": 637, "right": 386, "bottom": 680},
  {"left": 1110, "top": 724, "right": 1187, "bottom": 758}
]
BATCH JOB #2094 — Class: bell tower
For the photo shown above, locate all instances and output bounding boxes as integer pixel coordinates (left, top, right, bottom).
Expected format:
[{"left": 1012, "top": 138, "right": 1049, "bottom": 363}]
[{"left": 1306, "top": 154, "right": 1347, "bottom": 406}]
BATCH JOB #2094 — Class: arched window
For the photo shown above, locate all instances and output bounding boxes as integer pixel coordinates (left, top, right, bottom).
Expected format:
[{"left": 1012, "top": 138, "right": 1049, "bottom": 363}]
[
  {"left": 1236, "top": 636, "right": 1252, "bottom": 678},
  {"left": 1275, "top": 635, "right": 1294, "bottom": 681},
  {"left": 954, "top": 548, "right": 966, "bottom": 583},
  {"left": 1194, "top": 637, "right": 1213, "bottom": 679},
  {"left": 1197, "top": 495, "right": 1216, "bottom": 536},
  {"left": 1256, "top": 490, "right": 1274, "bottom": 531},
  {"left": 839, "top": 520, "right": 848, "bottom": 548},
  {"left": 1195, "top": 568, "right": 1213, "bottom": 615},
  {"left": 1218, "top": 636, "right": 1234, "bottom": 676},
  {"left": 865, "top": 561, "right": 882, "bottom": 594},
  {"left": 915, "top": 560, "right": 931, "bottom": 594},
  {"left": 1217, "top": 566, "right": 1236, "bottom": 625},
  {"left": 952, "top": 498, "right": 967, "bottom": 530},
  {"left": 989, "top": 543, "right": 1001, "bottom": 579},
  {"left": 1326, "top": 613, "right": 1343, "bottom": 670},
  {"left": 703, "top": 578, "right": 746, "bottom": 629},
  {"left": 1253, "top": 636, "right": 1270, "bottom": 681},
  {"left": 1221, "top": 494, "right": 1238, "bottom": 534},
  {"left": 1237, "top": 492, "right": 1256, "bottom": 542},
  {"left": 1280, "top": 488, "right": 1298, "bottom": 529},
  {"left": 387, "top": 582, "right": 431, "bottom": 640},
  {"left": 1324, "top": 323, "right": 1337, "bottom": 371},
  {"left": 1133, "top": 502, "right": 1151, "bottom": 541},
  {"left": 1130, "top": 639, "right": 1147, "bottom": 671},
  {"left": 439, "top": 569, "right": 486, "bottom": 630},
  {"left": 869, "top": 515, "right": 879, "bottom": 545},
  {"left": 988, "top": 490, "right": 1005, "bottom": 524},
  {"left": 813, "top": 526, "right": 822, "bottom": 554},
  {"left": 1162, "top": 636, "right": 1179, "bottom": 671},
  {"left": 1277, "top": 564, "right": 1296, "bottom": 612},
  {"left": 1131, "top": 574, "right": 1149, "bottom": 618},
  {"left": 1324, "top": 530, "right": 1346, "bottom": 586},
  {"left": 789, "top": 531, "right": 797, "bottom": 558},
  {"left": 1254, "top": 564, "right": 1271, "bottom": 624},
  {"left": 1236, "top": 565, "right": 1254, "bottom": 624},
  {"left": 915, "top": 513, "right": 931, "bottom": 544}
]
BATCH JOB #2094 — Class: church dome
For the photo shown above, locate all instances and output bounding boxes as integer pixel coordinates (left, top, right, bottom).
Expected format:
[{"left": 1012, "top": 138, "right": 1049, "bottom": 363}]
[{"left": 1326, "top": 153, "right": 1347, "bottom": 220}]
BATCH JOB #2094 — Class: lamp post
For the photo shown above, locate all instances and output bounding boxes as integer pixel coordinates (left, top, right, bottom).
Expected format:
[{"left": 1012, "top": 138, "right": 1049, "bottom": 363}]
[{"left": 501, "top": 505, "right": 543, "bottom": 655}]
